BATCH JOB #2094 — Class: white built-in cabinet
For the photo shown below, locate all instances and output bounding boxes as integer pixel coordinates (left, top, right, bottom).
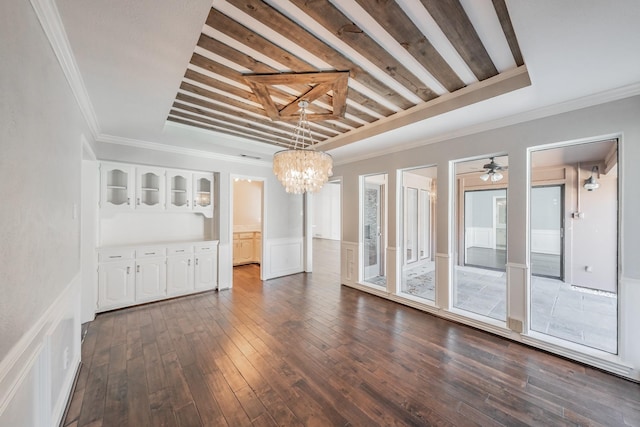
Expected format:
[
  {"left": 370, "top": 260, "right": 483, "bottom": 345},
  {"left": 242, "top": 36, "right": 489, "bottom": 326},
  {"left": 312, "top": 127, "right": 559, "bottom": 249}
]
[
  {"left": 193, "top": 172, "right": 214, "bottom": 214},
  {"left": 134, "top": 247, "right": 167, "bottom": 302},
  {"left": 97, "top": 249, "right": 136, "bottom": 311},
  {"left": 166, "top": 244, "right": 194, "bottom": 296},
  {"left": 100, "top": 163, "right": 134, "bottom": 210},
  {"left": 166, "top": 170, "right": 193, "bottom": 211},
  {"left": 97, "top": 241, "right": 218, "bottom": 312},
  {"left": 194, "top": 244, "right": 217, "bottom": 290},
  {"left": 136, "top": 167, "right": 165, "bottom": 210},
  {"left": 100, "top": 162, "right": 213, "bottom": 217}
]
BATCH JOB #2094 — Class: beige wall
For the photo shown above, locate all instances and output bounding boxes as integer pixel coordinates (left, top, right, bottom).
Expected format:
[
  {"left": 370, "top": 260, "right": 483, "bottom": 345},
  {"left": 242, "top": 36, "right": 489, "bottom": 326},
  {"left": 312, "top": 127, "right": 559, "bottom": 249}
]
[{"left": 233, "top": 180, "right": 262, "bottom": 231}]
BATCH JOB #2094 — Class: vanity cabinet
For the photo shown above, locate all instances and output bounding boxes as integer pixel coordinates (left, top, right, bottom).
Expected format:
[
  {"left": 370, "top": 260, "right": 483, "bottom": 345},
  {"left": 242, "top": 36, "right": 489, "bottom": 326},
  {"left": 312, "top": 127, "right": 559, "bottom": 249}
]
[
  {"left": 97, "top": 241, "right": 218, "bottom": 312},
  {"left": 232, "top": 232, "right": 261, "bottom": 265}
]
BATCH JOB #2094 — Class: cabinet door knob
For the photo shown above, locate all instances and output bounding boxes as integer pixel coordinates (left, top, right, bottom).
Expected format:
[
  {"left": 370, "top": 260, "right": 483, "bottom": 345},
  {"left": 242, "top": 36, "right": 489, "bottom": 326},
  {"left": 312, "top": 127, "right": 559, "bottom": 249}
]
[
  {"left": 188, "top": 259, "right": 191, "bottom": 266},
  {"left": 126, "top": 266, "right": 130, "bottom": 274},
  {"left": 137, "top": 198, "right": 141, "bottom": 205},
  {"left": 136, "top": 265, "right": 140, "bottom": 273},
  {"left": 187, "top": 200, "right": 189, "bottom": 207},
  {"left": 195, "top": 258, "right": 199, "bottom": 266},
  {"left": 127, "top": 197, "right": 131, "bottom": 205}
]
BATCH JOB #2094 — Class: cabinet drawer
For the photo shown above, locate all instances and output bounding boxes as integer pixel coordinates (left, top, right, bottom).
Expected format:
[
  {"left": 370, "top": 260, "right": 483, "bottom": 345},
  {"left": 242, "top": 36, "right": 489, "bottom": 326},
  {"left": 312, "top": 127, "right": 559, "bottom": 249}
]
[
  {"left": 136, "top": 247, "right": 166, "bottom": 258},
  {"left": 167, "top": 245, "right": 194, "bottom": 256},
  {"left": 194, "top": 243, "right": 216, "bottom": 253},
  {"left": 238, "top": 232, "right": 255, "bottom": 239},
  {"left": 98, "top": 248, "right": 135, "bottom": 262}
]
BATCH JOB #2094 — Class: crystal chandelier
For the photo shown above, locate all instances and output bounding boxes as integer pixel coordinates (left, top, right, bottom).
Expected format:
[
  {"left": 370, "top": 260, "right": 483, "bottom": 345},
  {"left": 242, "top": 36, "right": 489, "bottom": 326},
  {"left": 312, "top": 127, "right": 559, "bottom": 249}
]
[{"left": 273, "top": 100, "right": 333, "bottom": 194}]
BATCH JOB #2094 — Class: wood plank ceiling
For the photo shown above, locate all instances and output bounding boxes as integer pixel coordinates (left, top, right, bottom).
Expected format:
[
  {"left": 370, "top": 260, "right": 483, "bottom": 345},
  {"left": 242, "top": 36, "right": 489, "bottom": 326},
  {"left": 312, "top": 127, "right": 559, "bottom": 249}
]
[{"left": 167, "top": 0, "right": 525, "bottom": 150}]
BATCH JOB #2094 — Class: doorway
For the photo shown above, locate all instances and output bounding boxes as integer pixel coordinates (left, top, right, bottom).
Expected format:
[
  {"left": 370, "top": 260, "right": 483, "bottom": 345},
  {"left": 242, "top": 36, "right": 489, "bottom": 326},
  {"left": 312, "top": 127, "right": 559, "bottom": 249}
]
[{"left": 231, "top": 177, "right": 264, "bottom": 277}]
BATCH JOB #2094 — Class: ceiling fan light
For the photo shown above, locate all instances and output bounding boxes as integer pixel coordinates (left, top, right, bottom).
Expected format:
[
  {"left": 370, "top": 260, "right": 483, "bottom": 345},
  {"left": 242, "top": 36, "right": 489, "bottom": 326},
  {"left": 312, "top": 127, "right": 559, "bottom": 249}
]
[
  {"left": 480, "top": 173, "right": 490, "bottom": 181},
  {"left": 492, "top": 171, "right": 504, "bottom": 182}
]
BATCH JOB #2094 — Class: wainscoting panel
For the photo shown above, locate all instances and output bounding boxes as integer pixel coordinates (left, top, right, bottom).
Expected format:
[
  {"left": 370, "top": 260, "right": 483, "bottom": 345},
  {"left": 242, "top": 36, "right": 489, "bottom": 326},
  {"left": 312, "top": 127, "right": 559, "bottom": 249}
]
[
  {"left": 0, "top": 273, "right": 81, "bottom": 427},
  {"left": 263, "top": 237, "right": 304, "bottom": 279},
  {"left": 341, "top": 242, "right": 358, "bottom": 285},
  {"left": 465, "top": 227, "right": 493, "bottom": 249}
]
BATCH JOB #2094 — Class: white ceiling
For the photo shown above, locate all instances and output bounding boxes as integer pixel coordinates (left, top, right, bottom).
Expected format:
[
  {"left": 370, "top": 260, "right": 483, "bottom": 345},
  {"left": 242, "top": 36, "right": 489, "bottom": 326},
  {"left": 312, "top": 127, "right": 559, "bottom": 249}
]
[{"left": 55, "top": 0, "right": 640, "bottom": 164}]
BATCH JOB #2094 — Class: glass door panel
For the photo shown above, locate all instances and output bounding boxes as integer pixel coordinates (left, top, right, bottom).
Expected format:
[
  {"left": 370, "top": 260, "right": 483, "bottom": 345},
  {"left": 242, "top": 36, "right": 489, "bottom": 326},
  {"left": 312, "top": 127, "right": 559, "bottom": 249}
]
[
  {"left": 400, "top": 167, "right": 436, "bottom": 301},
  {"left": 454, "top": 156, "right": 508, "bottom": 322},
  {"left": 529, "top": 140, "right": 618, "bottom": 353},
  {"left": 362, "top": 174, "right": 387, "bottom": 286}
]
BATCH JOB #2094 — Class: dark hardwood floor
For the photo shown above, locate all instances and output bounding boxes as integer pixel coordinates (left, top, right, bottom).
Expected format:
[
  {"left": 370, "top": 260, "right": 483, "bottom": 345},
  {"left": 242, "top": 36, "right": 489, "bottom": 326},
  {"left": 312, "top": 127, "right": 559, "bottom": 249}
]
[{"left": 64, "top": 239, "right": 639, "bottom": 426}]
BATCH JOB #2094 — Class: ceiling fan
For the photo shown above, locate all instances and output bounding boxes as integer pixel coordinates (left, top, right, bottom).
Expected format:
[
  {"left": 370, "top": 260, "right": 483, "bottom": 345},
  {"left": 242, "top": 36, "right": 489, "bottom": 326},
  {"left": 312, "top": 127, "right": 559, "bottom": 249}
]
[{"left": 480, "top": 157, "right": 507, "bottom": 182}]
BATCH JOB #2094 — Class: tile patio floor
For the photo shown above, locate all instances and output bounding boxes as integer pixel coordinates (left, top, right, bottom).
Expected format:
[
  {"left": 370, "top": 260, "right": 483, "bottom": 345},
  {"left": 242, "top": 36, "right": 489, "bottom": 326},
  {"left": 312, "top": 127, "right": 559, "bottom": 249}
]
[{"left": 368, "top": 264, "right": 618, "bottom": 353}]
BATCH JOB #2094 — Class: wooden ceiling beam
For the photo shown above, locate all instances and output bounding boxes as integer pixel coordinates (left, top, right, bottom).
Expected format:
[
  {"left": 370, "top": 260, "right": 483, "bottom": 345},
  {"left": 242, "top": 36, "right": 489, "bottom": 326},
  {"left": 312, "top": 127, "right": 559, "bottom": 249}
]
[
  {"left": 173, "top": 101, "right": 326, "bottom": 142},
  {"left": 206, "top": 10, "right": 316, "bottom": 73},
  {"left": 178, "top": 83, "right": 350, "bottom": 137},
  {"left": 288, "top": 0, "right": 437, "bottom": 102},
  {"left": 492, "top": 0, "right": 524, "bottom": 66},
  {"left": 184, "top": 69, "right": 267, "bottom": 107},
  {"left": 419, "top": 0, "right": 497, "bottom": 81},
  {"left": 353, "top": 0, "right": 465, "bottom": 92},
  {"left": 197, "top": 35, "right": 340, "bottom": 115},
  {"left": 201, "top": 11, "right": 396, "bottom": 118},
  {"left": 170, "top": 109, "right": 296, "bottom": 146},
  {"left": 225, "top": 0, "right": 416, "bottom": 110},
  {"left": 175, "top": 92, "right": 334, "bottom": 139}
]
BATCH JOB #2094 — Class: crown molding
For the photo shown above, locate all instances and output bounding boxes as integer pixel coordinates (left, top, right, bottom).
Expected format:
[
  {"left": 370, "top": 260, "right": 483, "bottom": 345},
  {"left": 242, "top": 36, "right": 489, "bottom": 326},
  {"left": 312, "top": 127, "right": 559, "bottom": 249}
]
[
  {"left": 335, "top": 82, "right": 640, "bottom": 166},
  {"left": 29, "top": 0, "right": 101, "bottom": 139},
  {"left": 96, "top": 134, "right": 272, "bottom": 167}
]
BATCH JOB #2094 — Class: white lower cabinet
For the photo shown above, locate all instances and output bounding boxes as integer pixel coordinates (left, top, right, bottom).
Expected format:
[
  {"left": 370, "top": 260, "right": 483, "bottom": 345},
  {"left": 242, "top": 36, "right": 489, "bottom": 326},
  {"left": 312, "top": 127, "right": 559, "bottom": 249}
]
[
  {"left": 135, "top": 257, "right": 167, "bottom": 302},
  {"left": 98, "top": 260, "right": 135, "bottom": 310},
  {"left": 97, "top": 240, "right": 218, "bottom": 312},
  {"left": 194, "top": 243, "right": 218, "bottom": 291},
  {"left": 167, "top": 254, "right": 194, "bottom": 296}
]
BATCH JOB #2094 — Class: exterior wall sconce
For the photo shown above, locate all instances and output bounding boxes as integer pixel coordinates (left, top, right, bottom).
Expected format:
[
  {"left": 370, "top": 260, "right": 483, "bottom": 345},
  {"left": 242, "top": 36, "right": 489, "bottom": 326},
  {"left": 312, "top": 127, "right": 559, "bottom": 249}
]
[{"left": 584, "top": 166, "right": 600, "bottom": 191}]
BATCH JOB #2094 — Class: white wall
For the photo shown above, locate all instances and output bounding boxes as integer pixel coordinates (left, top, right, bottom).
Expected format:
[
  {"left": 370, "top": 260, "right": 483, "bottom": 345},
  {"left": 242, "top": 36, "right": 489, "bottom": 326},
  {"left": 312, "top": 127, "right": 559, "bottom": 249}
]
[
  {"left": 312, "top": 182, "right": 340, "bottom": 240},
  {"left": 335, "top": 94, "right": 640, "bottom": 380},
  {"left": 0, "top": 0, "right": 87, "bottom": 424}
]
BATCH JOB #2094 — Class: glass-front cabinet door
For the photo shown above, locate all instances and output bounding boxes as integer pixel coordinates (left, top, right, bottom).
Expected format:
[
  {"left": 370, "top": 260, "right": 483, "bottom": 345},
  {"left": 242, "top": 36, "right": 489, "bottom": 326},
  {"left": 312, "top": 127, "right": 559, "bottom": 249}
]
[
  {"left": 100, "top": 163, "right": 134, "bottom": 210},
  {"left": 136, "top": 167, "right": 165, "bottom": 210},
  {"left": 166, "top": 169, "right": 192, "bottom": 211},
  {"left": 193, "top": 173, "right": 213, "bottom": 216}
]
